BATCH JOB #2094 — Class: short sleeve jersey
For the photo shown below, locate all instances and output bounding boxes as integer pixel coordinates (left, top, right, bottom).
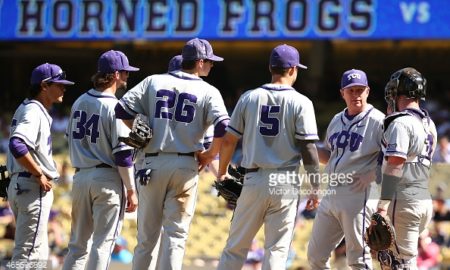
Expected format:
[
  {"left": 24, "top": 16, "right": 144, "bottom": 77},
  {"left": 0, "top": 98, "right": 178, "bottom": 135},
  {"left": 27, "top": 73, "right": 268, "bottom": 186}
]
[
  {"left": 383, "top": 108, "right": 437, "bottom": 190},
  {"left": 118, "top": 71, "right": 229, "bottom": 153},
  {"left": 226, "top": 83, "right": 319, "bottom": 169},
  {"left": 324, "top": 105, "right": 385, "bottom": 175},
  {"left": 7, "top": 99, "right": 59, "bottom": 179},
  {"left": 67, "top": 89, "right": 132, "bottom": 168}
]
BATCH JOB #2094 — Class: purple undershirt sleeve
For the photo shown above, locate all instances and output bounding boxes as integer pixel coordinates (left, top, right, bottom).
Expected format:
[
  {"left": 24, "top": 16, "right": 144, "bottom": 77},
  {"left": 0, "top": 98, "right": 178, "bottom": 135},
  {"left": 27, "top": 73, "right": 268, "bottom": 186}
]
[
  {"left": 9, "top": 136, "right": 29, "bottom": 158},
  {"left": 114, "top": 150, "right": 134, "bottom": 167},
  {"left": 214, "top": 119, "right": 229, "bottom": 138},
  {"left": 114, "top": 103, "right": 135, "bottom": 120}
]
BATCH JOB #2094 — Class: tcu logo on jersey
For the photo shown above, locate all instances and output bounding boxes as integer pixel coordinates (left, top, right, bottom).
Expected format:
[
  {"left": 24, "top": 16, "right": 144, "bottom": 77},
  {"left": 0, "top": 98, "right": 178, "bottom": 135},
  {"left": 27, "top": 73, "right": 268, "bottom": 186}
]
[
  {"left": 329, "top": 131, "right": 363, "bottom": 152},
  {"left": 347, "top": 73, "right": 361, "bottom": 80}
]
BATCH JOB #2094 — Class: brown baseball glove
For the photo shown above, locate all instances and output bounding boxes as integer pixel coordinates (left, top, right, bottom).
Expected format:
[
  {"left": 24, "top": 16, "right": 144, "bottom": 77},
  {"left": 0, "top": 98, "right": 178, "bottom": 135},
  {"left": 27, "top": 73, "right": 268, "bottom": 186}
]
[{"left": 365, "top": 213, "right": 396, "bottom": 251}]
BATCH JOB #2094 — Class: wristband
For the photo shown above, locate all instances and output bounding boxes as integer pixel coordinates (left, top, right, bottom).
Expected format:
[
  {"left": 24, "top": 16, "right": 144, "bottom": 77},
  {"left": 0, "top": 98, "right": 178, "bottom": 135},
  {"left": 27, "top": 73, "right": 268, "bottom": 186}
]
[{"left": 380, "top": 173, "right": 402, "bottom": 200}]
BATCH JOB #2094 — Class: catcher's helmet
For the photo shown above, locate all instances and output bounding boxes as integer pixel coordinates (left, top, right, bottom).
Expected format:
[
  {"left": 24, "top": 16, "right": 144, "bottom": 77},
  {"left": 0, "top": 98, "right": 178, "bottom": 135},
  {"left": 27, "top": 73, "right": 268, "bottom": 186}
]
[{"left": 385, "top": 67, "right": 427, "bottom": 105}]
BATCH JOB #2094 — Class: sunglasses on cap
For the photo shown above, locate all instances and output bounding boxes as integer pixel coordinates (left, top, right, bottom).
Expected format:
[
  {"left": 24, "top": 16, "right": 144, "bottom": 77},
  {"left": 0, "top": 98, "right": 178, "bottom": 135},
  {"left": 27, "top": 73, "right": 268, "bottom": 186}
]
[{"left": 42, "top": 70, "right": 66, "bottom": 83}]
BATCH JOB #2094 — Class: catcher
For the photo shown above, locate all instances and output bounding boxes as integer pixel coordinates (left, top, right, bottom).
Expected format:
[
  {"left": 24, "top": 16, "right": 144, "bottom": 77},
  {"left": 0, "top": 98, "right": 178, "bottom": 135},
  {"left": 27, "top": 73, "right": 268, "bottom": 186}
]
[{"left": 366, "top": 67, "right": 436, "bottom": 270}]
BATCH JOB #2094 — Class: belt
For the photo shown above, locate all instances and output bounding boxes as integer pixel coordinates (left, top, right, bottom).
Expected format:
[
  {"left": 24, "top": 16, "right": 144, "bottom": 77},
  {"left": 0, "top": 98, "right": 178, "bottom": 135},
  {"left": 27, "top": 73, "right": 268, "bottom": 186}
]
[
  {"left": 74, "top": 163, "right": 112, "bottom": 172},
  {"left": 145, "top": 152, "right": 195, "bottom": 157},
  {"left": 245, "top": 168, "right": 259, "bottom": 173},
  {"left": 245, "top": 166, "right": 298, "bottom": 174},
  {"left": 18, "top": 172, "right": 32, "bottom": 178}
]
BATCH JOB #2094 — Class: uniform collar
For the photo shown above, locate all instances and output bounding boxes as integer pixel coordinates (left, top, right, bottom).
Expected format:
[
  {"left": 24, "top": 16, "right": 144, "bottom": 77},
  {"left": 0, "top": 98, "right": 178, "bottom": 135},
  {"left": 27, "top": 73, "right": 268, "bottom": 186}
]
[
  {"left": 23, "top": 98, "right": 52, "bottom": 125},
  {"left": 341, "top": 104, "right": 373, "bottom": 125},
  {"left": 404, "top": 107, "right": 427, "bottom": 118},
  {"left": 169, "top": 70, "right": 203, "bottom": 81},
  {"left": 88, "top": 89, "right": 117, "bottom": 99},
  {"left": 261, "top": 83, "right": 295, "bottom": 91}
]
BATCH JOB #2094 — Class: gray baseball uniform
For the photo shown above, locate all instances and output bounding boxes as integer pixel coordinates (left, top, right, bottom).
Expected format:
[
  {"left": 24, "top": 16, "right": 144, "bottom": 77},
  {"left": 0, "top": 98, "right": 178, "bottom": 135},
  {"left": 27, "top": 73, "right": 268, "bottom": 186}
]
[
  {"left": 308, "top": 104, "right": 385, "bottom": 270},
  {"left": 132, "top": 119, "right": 214, "bottom": 270},
  {"left": 63, "top": 89, "right": 132, "bottom": 270},
  {"left": 117, "top": 69, "right": 229, "bottom": 270},
  {"left": 6, "top": 99, "right": 58, "bottom": 263},
  {"left": 6, "top": 63, "right": 74, "bottom": 268},
  {"left": 381, "top": 108, "right": 437, "bottom": 268},
  {"left": 218, "top": 82, "right": 319, "bottom": 270}
]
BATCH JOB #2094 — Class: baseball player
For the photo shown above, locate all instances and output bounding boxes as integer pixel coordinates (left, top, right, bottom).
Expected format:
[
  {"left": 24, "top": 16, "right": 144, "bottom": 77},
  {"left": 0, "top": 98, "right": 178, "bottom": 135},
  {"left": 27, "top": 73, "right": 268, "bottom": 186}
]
[
  {"left": 114, "top": 38, "right": 229, "bottom": 270},
  {"left": 62, "top": 50, "right": 139, "bottom": 270},
  {"left": 307, "top": 69, "right": 385, "bottom": 269},
  {"left": 133, "top": 55, "right": 184, "bottom": 177},
  {"left": 133, "top": 54, "right": 187, "bottom": 270},
  {"left": 135, "top": 55, "right": 217, "bottom": 270},
  {"left": 167, "top": 54, "right": 218, "bottom": 176},
  {"left": 375, "top": 67, "right": 437, "bottom": 269},
  {"left": 216, "top": 44, "right": 320, "bottom": 270},
  {"left": 6, "top": 63, "right": 74, "bottom": 266},
  {"left": 134, "top": 54, "right": 186, "bottom": 174}
]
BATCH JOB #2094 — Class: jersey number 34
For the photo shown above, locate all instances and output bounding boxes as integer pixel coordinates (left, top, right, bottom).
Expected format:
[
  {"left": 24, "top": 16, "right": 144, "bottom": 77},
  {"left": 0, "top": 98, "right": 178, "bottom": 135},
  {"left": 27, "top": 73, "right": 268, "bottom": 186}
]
[{"left": 72, "top": 111, "right": 100, "bottom": 143}]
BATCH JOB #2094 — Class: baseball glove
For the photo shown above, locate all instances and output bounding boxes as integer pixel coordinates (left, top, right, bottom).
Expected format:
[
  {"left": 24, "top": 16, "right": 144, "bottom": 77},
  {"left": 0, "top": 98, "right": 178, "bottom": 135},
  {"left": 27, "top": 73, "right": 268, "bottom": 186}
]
[
  {"left": 0, "top": 165, "right": 11, "bottom": 200},
  {"left": 227, "top": 165, "right": 245, "bottom": 182},
  {"left": 365, "top": 213, "right": 396, "bottom": 251},
  {"left": 214, "top": 172, "right": 243, "bottom": 208},
  {"left": 119, "top": 117, "right": 152, "bottom": 149}
]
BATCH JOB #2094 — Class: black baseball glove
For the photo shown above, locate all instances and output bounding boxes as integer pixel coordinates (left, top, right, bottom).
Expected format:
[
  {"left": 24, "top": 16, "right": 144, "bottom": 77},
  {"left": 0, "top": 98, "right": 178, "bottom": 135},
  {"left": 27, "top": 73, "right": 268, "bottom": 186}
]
[
  {"left": 214, "top": 171, "right": 243, "bottom": 208},
  {"left": 0, "top": 165, "right": 11, "bottom": 200},
  {"left": 227, "top": 165, "right": 245, "bottom": 182},
  {"left": 365, "top": 213, "right": 396, "bottom": 251},
  {"left": 119, "top": 117, "right": 152, "bottom": 149}
]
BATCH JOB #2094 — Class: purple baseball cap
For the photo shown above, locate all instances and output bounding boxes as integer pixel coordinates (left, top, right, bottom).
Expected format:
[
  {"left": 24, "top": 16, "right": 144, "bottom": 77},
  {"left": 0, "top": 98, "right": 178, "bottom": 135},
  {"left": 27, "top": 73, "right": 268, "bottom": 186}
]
[
  {"left": 341, "top": 69, "right": 368, "bottom": 89},
  {"left": 168, "top": 55, "right": 183, "bottom": 72},
  {"left": 98, "top": 50, "right": 139, "bottom": 74},
  {"left": 270, "top": 44, "right": 307, "bottom": 69},
  {"left": 31, "top": 63, "right": 75, "bottom": 85},
  {"left": 182, "top": 38, "right": 224, "bottom": 62}
]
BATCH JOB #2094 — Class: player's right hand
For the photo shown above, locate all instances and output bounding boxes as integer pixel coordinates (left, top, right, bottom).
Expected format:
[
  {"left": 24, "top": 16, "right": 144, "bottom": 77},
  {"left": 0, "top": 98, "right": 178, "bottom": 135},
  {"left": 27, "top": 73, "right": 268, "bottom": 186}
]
[
  {"left": 197, "top": 150, "right": 214, "bottom": 171},
  {"left": 306, "top": 197, "right": 319, "bottom": 210},
  {"left": 126, "top": 189, "right": 138, "bottom": 212},
  {"left": 305, "top": 187, "right": 320, "bottom": 210},
  {"left": 37, "top": 174, "right": 52, "bottom": 192}
]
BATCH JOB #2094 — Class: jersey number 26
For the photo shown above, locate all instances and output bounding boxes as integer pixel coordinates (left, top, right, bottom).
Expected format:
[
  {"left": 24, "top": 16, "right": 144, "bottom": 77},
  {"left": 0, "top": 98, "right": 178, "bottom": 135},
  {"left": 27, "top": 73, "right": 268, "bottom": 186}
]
[{"left": 154, "top": 89, "right": 197, "bottom": 123}]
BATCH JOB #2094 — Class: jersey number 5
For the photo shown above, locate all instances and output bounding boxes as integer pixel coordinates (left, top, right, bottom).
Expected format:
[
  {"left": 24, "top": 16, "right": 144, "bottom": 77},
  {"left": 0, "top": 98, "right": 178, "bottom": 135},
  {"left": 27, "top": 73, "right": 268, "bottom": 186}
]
[
  {"left": 259, "top": 105, "right": 280, "bottom": 136},
  {"left": 72, "top": 111, "right": 100, "bottom": 143},
  {"left": 154, "top": 89, "right": 197, "bottom": 123}
]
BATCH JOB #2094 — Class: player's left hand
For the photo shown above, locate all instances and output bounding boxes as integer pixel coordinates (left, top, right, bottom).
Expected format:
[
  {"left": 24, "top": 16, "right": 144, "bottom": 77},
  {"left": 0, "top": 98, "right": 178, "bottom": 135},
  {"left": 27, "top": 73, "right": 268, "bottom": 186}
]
[
  {"left": 351, "top": 169, "right": 376, "bottom": 193},
  {"left": 125, "top": 189, "right": 138, "bottom": 212},
  {"left": 376, "top": 208, "right": 388, "bottom": 217},
  {"left": 37, "top": 174, "right": 52, "bottom": 192}
]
